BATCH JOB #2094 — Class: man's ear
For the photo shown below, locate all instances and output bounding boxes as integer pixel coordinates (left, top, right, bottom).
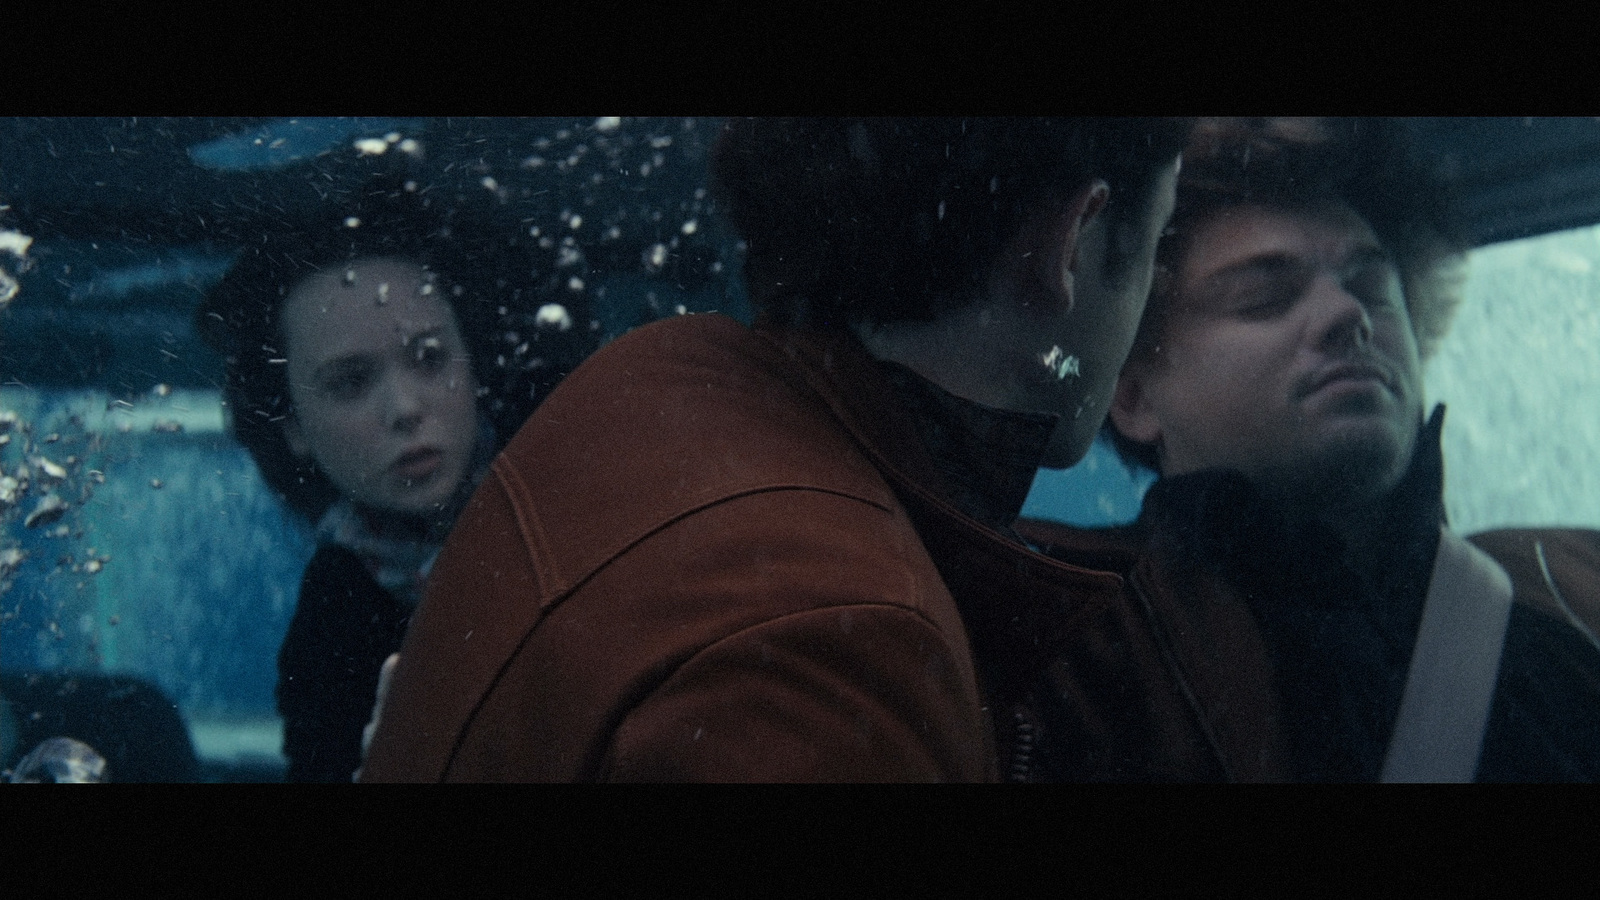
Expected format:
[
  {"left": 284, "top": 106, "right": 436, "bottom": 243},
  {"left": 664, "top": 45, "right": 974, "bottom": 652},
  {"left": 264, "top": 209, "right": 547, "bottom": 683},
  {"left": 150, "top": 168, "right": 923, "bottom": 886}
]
[
  {"left": 997, "top": 178, "right": 1111, "bottom": 317},
  {"left": 282, "top": 415, "right": 312, "bottom": 459},
  {"left": 1056, "top": 179, "right": 1112, "bottom": 299},
  {"left": 1109, "top": 363, "right": 1163, "bottom": 447}
]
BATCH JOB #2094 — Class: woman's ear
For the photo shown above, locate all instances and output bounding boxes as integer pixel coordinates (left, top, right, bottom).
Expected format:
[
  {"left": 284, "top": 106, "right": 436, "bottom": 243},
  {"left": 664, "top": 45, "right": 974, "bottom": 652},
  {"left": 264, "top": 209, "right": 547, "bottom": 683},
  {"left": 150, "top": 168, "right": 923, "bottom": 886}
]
[
  {"left": 282, "top": 415, "right": 312, "bottom": 460},
  {"left": 1109, "top": 364, "right": 1163, "bottom": 447}
]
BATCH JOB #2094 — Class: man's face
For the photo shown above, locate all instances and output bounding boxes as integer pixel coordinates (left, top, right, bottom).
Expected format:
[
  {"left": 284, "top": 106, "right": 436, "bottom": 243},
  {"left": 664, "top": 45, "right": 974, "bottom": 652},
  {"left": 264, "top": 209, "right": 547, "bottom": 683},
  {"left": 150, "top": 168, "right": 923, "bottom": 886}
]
[{"left": 1112, "top": 202, "right": 1424, "bottom": 505}]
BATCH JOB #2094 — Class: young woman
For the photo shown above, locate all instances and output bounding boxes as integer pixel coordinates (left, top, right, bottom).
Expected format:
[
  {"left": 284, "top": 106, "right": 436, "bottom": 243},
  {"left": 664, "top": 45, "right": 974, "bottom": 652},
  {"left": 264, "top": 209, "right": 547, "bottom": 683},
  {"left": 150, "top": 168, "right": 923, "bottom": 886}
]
[{"left": 198, "top": 179, "right": 592, "bottom": 781}]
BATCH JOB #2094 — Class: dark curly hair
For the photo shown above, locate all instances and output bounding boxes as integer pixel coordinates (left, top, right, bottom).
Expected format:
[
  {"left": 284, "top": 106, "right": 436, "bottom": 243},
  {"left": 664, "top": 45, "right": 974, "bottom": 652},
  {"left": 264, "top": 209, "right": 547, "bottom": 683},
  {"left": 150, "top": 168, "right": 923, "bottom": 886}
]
[
  {"left": 196, "top": 172, "right": 597, "bottom": 522},
  {"left": 1108, "top": 117, "right": 1470, "bottom": 472},
  {"left": 709, "top": 117, "right": 1195, "bottom": 329}
]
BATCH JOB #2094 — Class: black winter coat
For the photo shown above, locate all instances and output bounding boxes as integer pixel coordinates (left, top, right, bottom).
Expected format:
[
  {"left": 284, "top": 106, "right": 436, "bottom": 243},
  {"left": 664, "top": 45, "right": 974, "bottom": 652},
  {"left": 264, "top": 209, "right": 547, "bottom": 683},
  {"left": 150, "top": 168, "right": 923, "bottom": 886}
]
[{"left": 276, "top": 545, "right": 410, "bottom": 783}]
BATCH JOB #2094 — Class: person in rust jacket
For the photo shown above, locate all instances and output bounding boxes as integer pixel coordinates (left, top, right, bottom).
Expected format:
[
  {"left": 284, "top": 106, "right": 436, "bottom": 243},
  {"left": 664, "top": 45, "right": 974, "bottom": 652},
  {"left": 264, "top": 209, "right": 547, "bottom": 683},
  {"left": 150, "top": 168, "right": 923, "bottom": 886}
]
[
  {"left": 1019, "top": 119, "right": 1600, "bottom": 781},
  {"left": 359, "top": 118, "right": 1192, "bottom": 781}
]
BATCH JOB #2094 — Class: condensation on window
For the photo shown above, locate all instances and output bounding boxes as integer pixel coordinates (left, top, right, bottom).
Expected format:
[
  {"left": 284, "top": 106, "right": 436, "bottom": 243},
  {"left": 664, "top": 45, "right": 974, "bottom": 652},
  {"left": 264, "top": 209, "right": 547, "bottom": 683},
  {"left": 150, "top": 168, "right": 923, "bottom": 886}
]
[{"left": 1426, "top": 224, "right": 1600, "bottom": 532}]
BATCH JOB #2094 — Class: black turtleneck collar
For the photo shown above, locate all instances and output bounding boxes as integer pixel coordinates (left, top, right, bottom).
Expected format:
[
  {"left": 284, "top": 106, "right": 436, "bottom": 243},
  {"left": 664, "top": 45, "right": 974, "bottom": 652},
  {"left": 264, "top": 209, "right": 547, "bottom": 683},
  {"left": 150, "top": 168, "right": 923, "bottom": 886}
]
[
  {"left": 1135, "top": 406, "right": 1450, "bottom": 782},
  {"left": 1138, "top": 405, "right": 1447, "bottom": 615},
  {"left": 875, "top": 359, "right": 1058, "bottom": 535}
]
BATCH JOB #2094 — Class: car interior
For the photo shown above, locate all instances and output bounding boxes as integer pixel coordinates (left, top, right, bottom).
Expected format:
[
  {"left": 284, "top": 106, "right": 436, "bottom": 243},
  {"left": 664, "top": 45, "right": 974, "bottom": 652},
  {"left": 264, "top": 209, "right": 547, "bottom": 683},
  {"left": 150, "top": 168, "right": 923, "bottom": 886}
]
[{"left": 3, "top": 117, "right": 1597, "bottom": 781}]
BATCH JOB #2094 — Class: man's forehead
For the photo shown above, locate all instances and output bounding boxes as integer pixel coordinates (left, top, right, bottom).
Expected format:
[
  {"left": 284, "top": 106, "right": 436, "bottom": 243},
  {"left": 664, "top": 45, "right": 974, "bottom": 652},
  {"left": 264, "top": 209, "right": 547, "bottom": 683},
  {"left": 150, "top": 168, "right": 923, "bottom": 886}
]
[{"left": 1180, "top": 201, "right": 1387, "bottom": 282}]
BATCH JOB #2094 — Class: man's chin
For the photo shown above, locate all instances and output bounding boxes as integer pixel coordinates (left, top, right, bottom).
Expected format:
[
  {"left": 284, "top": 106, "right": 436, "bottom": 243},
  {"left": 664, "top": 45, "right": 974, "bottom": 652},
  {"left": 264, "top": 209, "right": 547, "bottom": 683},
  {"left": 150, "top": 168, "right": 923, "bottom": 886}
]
[
  {"left": 1293, "top": 429, "right": 1414, "bottom": 507},
  {"left": 1038, "top": 425, "right": 1094, "bottom": 470}
]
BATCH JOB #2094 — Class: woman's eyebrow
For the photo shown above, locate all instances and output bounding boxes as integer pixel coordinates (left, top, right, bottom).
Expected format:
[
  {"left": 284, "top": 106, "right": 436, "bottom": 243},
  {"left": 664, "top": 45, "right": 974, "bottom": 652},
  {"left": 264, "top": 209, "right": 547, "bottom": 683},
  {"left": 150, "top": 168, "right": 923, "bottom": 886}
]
[
  {"left": 398, "top": 325, "right": 446, "bottom": 347},
  {"left": 310, "top": 352, "right": 375, "bottom": 383}
]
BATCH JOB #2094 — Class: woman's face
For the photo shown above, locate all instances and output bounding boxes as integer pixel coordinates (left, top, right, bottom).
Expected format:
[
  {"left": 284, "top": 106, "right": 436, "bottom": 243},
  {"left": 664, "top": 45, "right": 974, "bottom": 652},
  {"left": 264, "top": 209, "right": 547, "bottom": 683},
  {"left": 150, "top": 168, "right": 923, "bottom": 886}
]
[{"left": 280, "top": 257, "right": 480, "bottom": 518}]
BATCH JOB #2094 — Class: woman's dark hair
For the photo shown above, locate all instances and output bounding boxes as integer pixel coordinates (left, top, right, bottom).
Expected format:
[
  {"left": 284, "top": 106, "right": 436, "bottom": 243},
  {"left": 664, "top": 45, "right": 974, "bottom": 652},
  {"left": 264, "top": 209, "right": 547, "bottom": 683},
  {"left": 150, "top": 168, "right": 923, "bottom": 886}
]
[
  {"left": 1108, "top": 117, "right": 1471, "bottom": 472},
  {"left": 709, "top": 117, "right": 1195, "bottom": 329},
  {"left": 196, "top": 173, "right": 596, "bottom": 522}
]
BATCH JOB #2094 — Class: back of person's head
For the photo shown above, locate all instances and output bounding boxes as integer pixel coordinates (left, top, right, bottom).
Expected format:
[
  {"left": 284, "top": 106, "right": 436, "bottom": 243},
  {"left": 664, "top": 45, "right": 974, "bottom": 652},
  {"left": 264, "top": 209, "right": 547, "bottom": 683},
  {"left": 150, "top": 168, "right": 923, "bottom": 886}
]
[
  {"left": 710, "top": 117, "right": 1195, "bottom": 329},
  {"left": 197, "top": 173, "right": 593, "bottom": 522},
  {"left": 1109, "top": 116, "right": 1470, "bottom": 472}
]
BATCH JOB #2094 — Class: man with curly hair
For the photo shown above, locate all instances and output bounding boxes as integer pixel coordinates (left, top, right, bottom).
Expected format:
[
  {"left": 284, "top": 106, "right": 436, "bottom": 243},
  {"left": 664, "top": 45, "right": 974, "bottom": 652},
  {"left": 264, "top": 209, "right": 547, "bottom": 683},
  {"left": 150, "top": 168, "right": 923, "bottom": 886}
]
[{"left": 1021, "top": 118, "right": 1600, "bottom": 781}]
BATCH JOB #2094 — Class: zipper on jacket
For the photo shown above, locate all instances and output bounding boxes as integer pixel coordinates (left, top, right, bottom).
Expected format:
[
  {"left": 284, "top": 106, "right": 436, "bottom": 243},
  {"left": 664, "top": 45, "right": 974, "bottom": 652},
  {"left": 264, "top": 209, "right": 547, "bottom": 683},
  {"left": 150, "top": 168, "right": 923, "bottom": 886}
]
[{"left": 1007, "top": 703, "right": 1039, "bottom": 783}]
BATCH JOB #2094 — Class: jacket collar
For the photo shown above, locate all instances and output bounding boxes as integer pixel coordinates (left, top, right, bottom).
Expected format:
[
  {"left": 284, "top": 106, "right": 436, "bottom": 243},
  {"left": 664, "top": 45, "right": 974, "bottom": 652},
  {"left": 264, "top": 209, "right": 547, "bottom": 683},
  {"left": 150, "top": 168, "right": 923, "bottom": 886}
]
[
  {"left": 752, "top": 320, "right": 1057, "bottom": 535},
  {"left": 873, "top": 358, "right": 1056, "bottom": 535},
  {"left": 753, "top": 321, "right": 1126, "bottom": 671},
  {"left": 1138, "top": 405, "right": 1448, "bottom": 617}
]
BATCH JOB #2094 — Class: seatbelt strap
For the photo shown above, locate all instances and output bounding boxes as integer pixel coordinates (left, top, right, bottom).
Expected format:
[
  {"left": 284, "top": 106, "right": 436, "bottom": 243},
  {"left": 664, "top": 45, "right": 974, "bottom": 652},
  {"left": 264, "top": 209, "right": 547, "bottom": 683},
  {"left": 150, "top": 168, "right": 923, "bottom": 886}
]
[{"left": 1380, "top": 528, "right": 1514, "bottom": 783}]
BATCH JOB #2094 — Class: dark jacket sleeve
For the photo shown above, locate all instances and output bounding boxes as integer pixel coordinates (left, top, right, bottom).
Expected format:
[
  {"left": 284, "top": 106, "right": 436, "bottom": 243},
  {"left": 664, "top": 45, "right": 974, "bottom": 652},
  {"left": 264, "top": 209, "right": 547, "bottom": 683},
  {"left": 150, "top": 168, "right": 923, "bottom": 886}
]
[{"left": 277, "top": 545, "right": 411, "bottom": 783}]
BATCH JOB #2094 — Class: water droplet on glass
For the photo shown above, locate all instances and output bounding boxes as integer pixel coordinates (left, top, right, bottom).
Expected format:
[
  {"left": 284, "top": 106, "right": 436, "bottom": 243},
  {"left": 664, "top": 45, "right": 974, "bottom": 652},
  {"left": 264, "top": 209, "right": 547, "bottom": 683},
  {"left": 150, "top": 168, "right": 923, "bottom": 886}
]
[
  {"left": 536, "top": 303, "right": 573, "bottom": 332},
  {"left": 32, "top": 457, "right": 67, "bottom": 481},
  {"left": 23, "top": 494, "right": 67, "bottom": 528},
  {"left": 8, "top": 737, "right": 107, "bottom": 783}
]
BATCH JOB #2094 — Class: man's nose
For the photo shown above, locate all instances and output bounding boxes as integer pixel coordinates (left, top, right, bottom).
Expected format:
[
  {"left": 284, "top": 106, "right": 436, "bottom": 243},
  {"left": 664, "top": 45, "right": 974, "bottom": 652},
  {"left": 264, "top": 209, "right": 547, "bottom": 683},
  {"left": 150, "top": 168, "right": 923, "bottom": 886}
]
[{"left": 1309, "top": 276, "right": 1374, "bottom": 354}]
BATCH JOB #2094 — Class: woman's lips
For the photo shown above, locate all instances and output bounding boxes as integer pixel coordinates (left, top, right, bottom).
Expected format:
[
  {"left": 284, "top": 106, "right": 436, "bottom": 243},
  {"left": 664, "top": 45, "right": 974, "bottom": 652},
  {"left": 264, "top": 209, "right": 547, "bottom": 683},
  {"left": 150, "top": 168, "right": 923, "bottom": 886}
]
[{"left": 392, "top": 448, "right": 443, "bottom": 482}]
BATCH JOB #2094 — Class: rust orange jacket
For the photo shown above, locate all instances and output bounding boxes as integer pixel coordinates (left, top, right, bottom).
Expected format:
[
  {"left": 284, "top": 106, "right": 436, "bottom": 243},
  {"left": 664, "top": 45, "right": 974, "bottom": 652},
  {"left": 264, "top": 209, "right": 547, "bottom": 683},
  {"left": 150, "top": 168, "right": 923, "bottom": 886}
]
[{"left": 361, "top": 313, "right": 1162, "bottom": 781}]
